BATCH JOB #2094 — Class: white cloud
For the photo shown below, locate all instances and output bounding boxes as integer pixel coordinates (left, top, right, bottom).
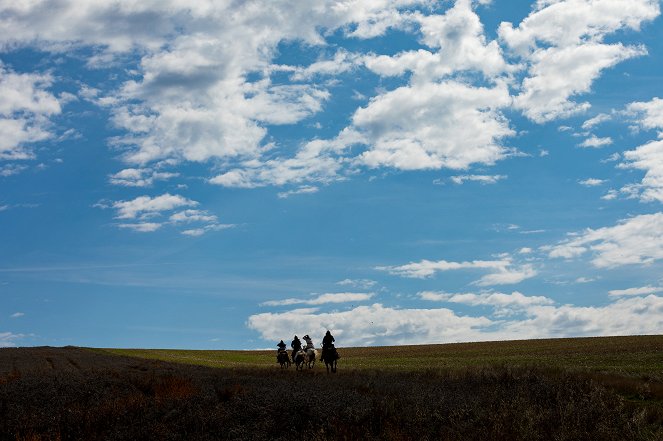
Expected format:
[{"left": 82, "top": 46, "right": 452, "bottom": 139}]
[
  {"left": 0, "top": 65, "right": 61, "bottom": 160},
  {"left": 627, "top": 97, "right": 663, "bottom": 131},
  {"left": 248, "top": 295, "right": 663, "bottom": 346},
  {"left": 117, "top": 222, "right": 162, "bottom": 233},
  {"left": 548, "top": 213, "right": 663, "bottom": 267},
  {"left": 260, "top": 292, "right": 374, "bottom": 307},
  {"left": 10, "top": 312, "right": 24, "bottom": 318},
  {"left": 169, "top": 209, "right": 217, "bottom": 224},
  {"left": 500, "top": 0, "right": 657, "bottom": 122},
  {"left": 498, "top": 0, "right": 659, "bottom": 55},
  {"left": 377, "top": 256, "right": 536, "bottom": 286},
  {"left": 601, "top": 189, "right": 618, "bottom": 200},
  {"left": 336, "top": 278, "right": 377, "bottom": 289},
  {"left": 518, "top": 247, "right": 533, "bottom": 254},
  {"left": 582, "top": 113, "right": 611, "bottom": 130},
  {"left": 111, "top": 193, "right": 197, "bottom": 220},
  {"left": 0, "top": 331, "right": 25, "bottom": 347},
  {"left": 579, "top": 178, "right": 606, "bottom": 186},
  {"left": 619, "top": 139, "right": 663, "bottom": 202},
  {"left": 364, "top": 0, "right": 511, "bottom": 82},
  {"left": 450, "top": 174, "right": 506, "bottom": 185},
  {"left": 352, "top": 81, "right": 514, "bottom": 171},
  {"left": 109, "top": 168, "right": 178, "bottom": 187},
  {"left": 608, "top": 285, "right": 663, "bottom": 296},
  {"left": 277, "top": 186, "right": 319, "bottom": 199},
  {"left": 579, "top": 135, "right": 613, "bottom": 148},
  {"left": 0, "top": 163, "right": 28, "bottom": 177},
  {"left": 419, "top": 290, "right": 553, "bottom": 308},
  {"left": 248, "top": 303, "right": 493, "bottom": 347},
  {"left": 180, "top": 223, "right": 235, "bottom": 237}
]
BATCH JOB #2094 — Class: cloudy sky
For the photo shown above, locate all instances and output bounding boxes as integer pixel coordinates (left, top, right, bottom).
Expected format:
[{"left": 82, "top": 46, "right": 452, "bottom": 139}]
[{"left": 2, "top": 0, "right": 663, "bottom": 349}]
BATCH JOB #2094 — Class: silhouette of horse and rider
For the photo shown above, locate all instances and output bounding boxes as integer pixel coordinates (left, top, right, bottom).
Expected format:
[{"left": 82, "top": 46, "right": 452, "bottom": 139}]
[{"left": 276, "top": 330, "right": 340, "bottom": 372}]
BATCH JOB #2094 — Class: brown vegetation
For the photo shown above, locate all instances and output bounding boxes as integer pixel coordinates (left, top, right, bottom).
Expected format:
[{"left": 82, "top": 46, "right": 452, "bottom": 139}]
[{"left": 0, "top": 345, "right": 662, "bottom": 440}]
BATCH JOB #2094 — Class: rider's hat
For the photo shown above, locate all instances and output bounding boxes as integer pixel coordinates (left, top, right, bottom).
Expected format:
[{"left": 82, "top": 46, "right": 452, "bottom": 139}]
[{"left": 304, "top": 334, "right": 309, "bottom": 338}]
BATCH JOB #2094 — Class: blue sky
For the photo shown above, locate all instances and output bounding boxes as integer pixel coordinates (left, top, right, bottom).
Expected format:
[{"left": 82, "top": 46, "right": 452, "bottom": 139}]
[{"left": 2, "top": 0, "right": 663, "bottom": 349}]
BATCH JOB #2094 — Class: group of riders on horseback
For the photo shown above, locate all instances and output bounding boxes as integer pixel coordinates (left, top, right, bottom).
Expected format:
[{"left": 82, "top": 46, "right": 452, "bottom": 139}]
[{"left": 276, "top": 330, "right": 340, "bottom": 372}]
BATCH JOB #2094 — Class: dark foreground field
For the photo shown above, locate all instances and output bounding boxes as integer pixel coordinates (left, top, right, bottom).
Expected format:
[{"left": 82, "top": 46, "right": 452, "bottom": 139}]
[{"left": 1, "top": 337, "right": 663, "bottom": 440}]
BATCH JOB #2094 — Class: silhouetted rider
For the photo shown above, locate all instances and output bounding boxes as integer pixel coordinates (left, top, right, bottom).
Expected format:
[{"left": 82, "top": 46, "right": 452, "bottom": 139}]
[
  {"left": 291, "top": 335, "right": 302, "bottom": 362},
  {"left": 321, "top": 330, "right": 335, "bottom": 360},
  {"left": 276, "top": 339, "right": 286, "bottom": 362}
]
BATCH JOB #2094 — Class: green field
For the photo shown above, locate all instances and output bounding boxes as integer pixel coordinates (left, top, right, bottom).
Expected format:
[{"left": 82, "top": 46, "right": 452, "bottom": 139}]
[{"left": 100, "top": 335, "right": 663, "bottom": 377}]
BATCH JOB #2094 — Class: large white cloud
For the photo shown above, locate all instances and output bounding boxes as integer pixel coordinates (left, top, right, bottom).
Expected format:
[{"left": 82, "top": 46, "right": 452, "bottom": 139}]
[
  {"left": 352, "top": 81, "right": 514, "bottom": 170},
  {"left": 548, "top": 212, "right": 663, "bottom": 267},
  {"left": 248, "top": 294, "right": 663, "bottom": 346},
  {"left": 500, "top": 0, "right": 658, "bottom": 122}
]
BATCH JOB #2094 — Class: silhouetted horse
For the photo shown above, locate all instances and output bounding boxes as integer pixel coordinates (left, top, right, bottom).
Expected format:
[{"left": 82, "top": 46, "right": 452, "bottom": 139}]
[
  {"left": 321, "top": 345, "right": 339, "bottom": 373},
  {"left": 294, "top": 349, "right": 306, "bottom": 370},
  {"left": 304, "top": 348, "right": 316, "bottom": 369},
  {"left": 277, "top": 350, "right": 290, "bottom": 368}
]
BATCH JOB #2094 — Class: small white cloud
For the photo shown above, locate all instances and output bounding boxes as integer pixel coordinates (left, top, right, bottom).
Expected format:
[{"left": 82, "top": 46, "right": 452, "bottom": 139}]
[
  {"left": 0, "top": 164, "right": 28, "bottom": 177},
  {"left": 336, "top": 279, "right": 377, "bottom": 289},
  {"left": 277, "top": 185, "right": 319, "bottom": 199},
  {"left": 117, "top": 222, "right": 162, "bottom": 232},
  {"left": 109, "top": 168, "right": 179, "bottom": 187},
  {"left": 582, "top": 113, "right": 611, "bottom": 130},
  {"left": 518, "top": 247, "right": 533, "bottom": 254},
  {"left": 110, "top": 193, "right": 198, "bottom": 220},
  {"left": 579, "top": 135, "right": 613, "bottom": 148},
  {"left": 260, "top": 292, "right": 374, "bottom": 307},
  {"left": 608, "top": 285, "right": 663, "bottom": 297},
  {"left": 450, "top": 174, "right": 506, "bottom": 185},
  {"left": 0, "top": 332, "right": 26, "bottom": 348},
  {"left": 579, "top": 178, "right": 606, "bottom": 187},
  {"left": 181, "top": 223, "right": 234, "bottom": 236},
  {"left": 10, "top": 312, "right": 24, "bottom": 318}
]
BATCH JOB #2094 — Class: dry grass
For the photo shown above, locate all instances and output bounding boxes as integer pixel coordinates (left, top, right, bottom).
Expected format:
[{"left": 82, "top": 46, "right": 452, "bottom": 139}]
[{"left": 1, "top": 338, "right": 662, "bottom": 440}]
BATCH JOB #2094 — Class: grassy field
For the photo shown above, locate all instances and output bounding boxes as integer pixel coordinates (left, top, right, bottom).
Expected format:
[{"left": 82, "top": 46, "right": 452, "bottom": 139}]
[
  {"left": 101, "top": 335, "right": 663, "bottom": 375},
  {"left": 1, "top": 336, "right": 662, "bottom": 440}
]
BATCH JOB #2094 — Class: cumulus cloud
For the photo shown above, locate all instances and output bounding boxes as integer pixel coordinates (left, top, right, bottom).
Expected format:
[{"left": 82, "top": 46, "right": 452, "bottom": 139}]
[
  {"left": 548, "top": 213, "right": 663, "bottom": 267},
  {"left": 579, "top": 178, "right": 606, "bottom": 186},
  {"left": 352, "top": 81, "right": 514, "bottom": 171},
  {"left": 108, "top": 168, "right": 178, "bottom": 187},
  {"left": 248, "top": 295, "right": 663, "bottom": 346},
  {"left": 627, "top": 97, "right": 663, "bottom": 132},
  {"left": 377, "top": 256, "right": 536, "bottom": 286},
  {"left": 500, "top": 0, "right": 657, "bottom": 122},
  {"left": 582, "top": 113, "right": 611, "bottom": 130},
  {"left": 111, "top": 193, "right": 197, "bottom": 220},
  {"left": 248, "top": 303, "right": 493, "bottom": 347},
  {"left": 0, "top": 65, "right": 61, "bottom": 161},
  {"left": 364, "top": 0, "right": 512, "bottom": 82},
  {"left": 579, "top": 135, "right": 613, "bottom": 148},
  {"left": 260, "top": 292, "right": 375, "bottom": 307},
  {"left": 619, "top": 139, "right": 663, "bottom": 203}
]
